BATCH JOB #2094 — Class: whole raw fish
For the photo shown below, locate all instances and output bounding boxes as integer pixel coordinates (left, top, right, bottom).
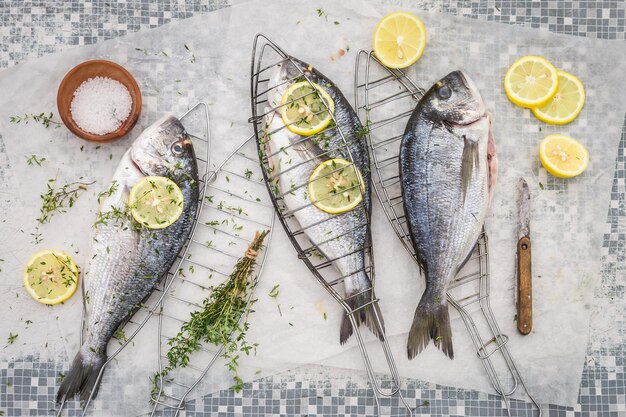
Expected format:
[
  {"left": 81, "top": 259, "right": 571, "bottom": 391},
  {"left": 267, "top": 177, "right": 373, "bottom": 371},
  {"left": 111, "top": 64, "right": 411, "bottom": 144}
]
[
  {"left": 261, "top": 58, "right": 384, "bottom": 344},
  {"left": 400, "top": 71, "right": 496, "bottom": 359},
  {"left": 57, "top": 116, "right": 199, "bottom": 403}
]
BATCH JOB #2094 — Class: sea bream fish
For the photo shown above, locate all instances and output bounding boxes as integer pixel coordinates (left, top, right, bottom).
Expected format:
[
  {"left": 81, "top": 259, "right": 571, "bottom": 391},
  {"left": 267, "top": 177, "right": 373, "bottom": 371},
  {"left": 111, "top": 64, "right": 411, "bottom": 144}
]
[
  {"left": 400, "top": 71, "right": 497, "bottom": 359},
  {"left": 261, "top": 57, "right": 384, "bottom": 344},
  {"left": 56, "top": 116, "right": 199, "bottom": 403}
]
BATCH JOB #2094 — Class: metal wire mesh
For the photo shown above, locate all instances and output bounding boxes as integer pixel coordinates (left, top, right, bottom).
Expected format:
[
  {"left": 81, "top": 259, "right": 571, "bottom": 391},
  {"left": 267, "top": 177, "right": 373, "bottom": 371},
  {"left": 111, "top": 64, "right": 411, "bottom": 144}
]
[
  {"left": 149, "top": 134, "right": 275, "bottom": 416},
  {"left": 354, "top": 50, "right": 541, "bottom": 417},
  {"left": 250, "top": 34, "right": 412, "bottom": 416},
  {"left": 56, "top": 103, "right": 274, "bottom": 417}
]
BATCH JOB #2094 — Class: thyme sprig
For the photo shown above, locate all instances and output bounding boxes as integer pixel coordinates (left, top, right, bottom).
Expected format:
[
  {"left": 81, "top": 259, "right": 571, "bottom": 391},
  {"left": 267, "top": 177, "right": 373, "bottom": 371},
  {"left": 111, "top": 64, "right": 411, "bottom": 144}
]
[
  {"left": 9, "top": 112, "right": 61, "bottom": 128},
  {"left": 158, "top": 230, "right": 269, "bottom": 392},
  {"left": 33, "top": 178, "right": 95, "bottom": 244},
  {"left": 25, "top": 154, "right": 46, "bottom": 166}
]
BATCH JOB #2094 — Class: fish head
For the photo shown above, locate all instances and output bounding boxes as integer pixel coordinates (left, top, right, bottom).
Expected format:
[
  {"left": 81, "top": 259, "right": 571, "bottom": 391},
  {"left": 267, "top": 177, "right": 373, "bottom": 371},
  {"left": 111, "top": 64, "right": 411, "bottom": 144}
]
[
  {"left": 267, "top": 56, "right": 331, "bottom": 107},
  {"left": 130, "top": 115, "right": 197, "bottom": 181},
  {"left": 421, "top": 71, "right": 485, "bottom": 126}
]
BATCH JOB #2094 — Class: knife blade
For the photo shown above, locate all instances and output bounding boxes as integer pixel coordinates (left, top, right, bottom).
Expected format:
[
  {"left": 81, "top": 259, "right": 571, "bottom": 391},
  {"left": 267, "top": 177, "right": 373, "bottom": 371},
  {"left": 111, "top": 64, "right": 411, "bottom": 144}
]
[{"left": 517, "top": 178, "right": 532, "bottom": 335}]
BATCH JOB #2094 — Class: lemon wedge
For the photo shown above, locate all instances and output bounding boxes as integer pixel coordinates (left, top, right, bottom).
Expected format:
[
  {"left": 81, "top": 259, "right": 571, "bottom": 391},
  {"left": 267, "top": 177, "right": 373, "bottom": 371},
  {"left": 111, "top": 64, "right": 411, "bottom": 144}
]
[
  {"left": 308, "top": 158, "right": 364, "bottom": 214},
  {"left": 532, "top": 71, "right": 585, "bottom": 125},
  {"left": 129, "top": 176, "right": 184, "bottom": 229},
  {"left": 280, "top": 81, "right": 335, "bottom": 137},
  {"left": 373, "top": 11, "right": 427, "bottom": 69},
  {"left": 24, "top": 250, "right": 79, "bottom": 305},
  {"left": 504, "top": 56, "right": 559, "bottom": 108},
  {"left": 539, "top": 134, "right": 589, "bottom": 178}
]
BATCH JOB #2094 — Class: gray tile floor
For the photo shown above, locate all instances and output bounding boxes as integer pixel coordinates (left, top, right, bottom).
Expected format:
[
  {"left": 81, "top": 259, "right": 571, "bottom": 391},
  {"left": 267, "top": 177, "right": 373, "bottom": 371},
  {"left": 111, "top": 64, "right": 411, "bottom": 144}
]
[{"left": 1, "top": 1, "right": 625, "bottom": 416}]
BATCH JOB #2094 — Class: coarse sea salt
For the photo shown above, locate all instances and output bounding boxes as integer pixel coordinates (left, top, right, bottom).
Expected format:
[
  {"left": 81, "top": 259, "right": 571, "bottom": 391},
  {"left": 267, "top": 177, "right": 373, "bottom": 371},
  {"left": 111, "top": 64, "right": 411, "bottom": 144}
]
[{"left": 70, "top": 76, "right": 133, "bottom": 136}]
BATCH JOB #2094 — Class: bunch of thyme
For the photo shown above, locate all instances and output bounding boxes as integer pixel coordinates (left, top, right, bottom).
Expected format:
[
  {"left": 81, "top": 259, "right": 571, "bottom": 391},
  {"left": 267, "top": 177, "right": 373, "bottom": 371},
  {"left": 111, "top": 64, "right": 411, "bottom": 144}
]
[{"left": 158, "top": 230, "right": 269, "bottom": 391}]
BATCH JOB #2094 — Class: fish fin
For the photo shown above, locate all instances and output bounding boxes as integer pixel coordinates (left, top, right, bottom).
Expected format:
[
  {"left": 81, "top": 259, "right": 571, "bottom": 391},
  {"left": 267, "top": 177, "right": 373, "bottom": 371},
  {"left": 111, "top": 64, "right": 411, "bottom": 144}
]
[
  {"left": 407, "top": 296, "right": 454, "bottom": 359},
  {"left": 340, "top": 290, "right": 385, "bottom": 344},
  {"left": 56, "top": 348, "right": 106, "bottom": 405},
  {"left": 461, "top": 134, "right": 479, "bottom": 202},
  {"left": 292, "top": 136, "right": 330, "bottom": 163}
]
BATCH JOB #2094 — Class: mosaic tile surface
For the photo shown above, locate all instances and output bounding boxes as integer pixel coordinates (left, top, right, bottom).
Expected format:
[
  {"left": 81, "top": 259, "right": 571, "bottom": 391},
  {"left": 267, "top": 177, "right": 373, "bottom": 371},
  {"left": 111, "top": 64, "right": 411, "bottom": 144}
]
[{"left": 0, "top": 1, "right": 624, "bottom": 416}]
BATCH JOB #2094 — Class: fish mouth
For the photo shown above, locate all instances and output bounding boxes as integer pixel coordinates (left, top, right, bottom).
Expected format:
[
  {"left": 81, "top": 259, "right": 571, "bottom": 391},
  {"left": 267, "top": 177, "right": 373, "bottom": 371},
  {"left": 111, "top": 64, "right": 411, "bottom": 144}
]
[
  {"left": 457, "top": 71, "right": 483, "bottom": 100},
  {"left": 457, "top": 70, "right": 486, "bottom": 121}
]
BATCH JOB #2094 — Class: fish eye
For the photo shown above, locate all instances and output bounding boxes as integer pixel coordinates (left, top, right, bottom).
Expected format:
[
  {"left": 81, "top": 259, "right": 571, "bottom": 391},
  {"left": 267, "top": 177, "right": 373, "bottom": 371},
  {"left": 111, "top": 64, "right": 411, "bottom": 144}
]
[
  {"left": 437, "top": 85, "right": 452, "bottom": 100},
  {"left": 171, "top": 142, "right": 184, "bottom": 155}
]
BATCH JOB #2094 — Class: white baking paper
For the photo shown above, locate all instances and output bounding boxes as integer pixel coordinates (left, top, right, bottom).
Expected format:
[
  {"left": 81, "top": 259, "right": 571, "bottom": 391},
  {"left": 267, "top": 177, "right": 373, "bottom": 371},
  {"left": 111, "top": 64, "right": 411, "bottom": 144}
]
[{"left": 0, "top": 0, "right": 624, "bottom": 414}]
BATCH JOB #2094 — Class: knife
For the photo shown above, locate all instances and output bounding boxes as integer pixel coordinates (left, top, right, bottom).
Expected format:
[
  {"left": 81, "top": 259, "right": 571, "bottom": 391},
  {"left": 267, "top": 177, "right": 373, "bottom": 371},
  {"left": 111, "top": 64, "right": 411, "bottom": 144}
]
[{"left": 517, "top": 178, "right": 532, "bottom": 335}]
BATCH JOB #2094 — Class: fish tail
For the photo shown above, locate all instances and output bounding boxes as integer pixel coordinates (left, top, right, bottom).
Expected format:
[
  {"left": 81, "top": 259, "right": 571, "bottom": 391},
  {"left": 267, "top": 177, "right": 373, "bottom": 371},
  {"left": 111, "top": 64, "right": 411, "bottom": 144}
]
[
  {"left": 340, "top": 289, "right": 385, "bottom": 344},
  {"left": 56, "top": 348, "right": 106, "bottom": 405},
  {"left": 407, "top": 294, "right": 454, "bottom": 359}
]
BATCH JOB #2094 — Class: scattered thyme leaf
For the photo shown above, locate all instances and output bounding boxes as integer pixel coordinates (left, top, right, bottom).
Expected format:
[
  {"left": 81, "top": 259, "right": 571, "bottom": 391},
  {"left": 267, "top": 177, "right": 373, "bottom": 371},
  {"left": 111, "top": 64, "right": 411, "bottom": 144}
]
[
  {"left": 184, "top": 44, "right": 196, "bottom": 63},
  {"left": 25, "top": 155, "right": 46, "bottom": 166},
  {"left": 112, "top": 329, "right": 127, "bottom": 345},
  {"left": 33, "top": 178, "right": 95, "bottom": 244},
  {"left": 316, "top": 8, "right": 328, "bottom": 21},
  {"left": 268, "top": 284, "right": 280, "bottom": 298},
  {"left": 6, "top": 333, "right": 18, "bottom": 345},
  {"left": 9, "top": 112, "right": 61, "bottom": 128}
]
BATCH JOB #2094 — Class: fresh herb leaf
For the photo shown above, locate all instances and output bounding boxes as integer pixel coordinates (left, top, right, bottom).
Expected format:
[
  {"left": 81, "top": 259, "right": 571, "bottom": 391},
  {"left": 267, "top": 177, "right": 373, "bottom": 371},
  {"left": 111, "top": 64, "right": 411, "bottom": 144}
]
[
  {"left": 268, "top": 284, "right": 280, "bottom": 298},
  {"left": 9, "top": 112, "right": 61, "bottom": 128},
  {"left": 6, "top": 333, "right": 18, "bottom": 345},
  {"left": 25, "top": 154, "right": 46, "bottom": 166},
  {"left": 33, "top": 179, "right": 95, "bottom": 244},
  {"left": 316, "top": 8, "right": 328, "bottom": 21},
  {"left": 159, "top": 231, "right": 268, "bottom": 392}
]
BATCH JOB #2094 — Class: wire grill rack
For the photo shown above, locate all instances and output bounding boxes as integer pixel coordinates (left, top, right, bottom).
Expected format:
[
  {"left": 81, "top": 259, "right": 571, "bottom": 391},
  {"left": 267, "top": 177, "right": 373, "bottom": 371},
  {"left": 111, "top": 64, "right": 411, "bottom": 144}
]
[
  {"left": 250, "top": 34, "right": 412, "bottom": 417},
  {"left": 56, "top": 103, "right": 274, "bottom": 417},
  {"left": 354, "top": 50, "right": 541, "bottom": 417},
  {"left": 150, "top": 134, "right": 275, "bottom": 416}
]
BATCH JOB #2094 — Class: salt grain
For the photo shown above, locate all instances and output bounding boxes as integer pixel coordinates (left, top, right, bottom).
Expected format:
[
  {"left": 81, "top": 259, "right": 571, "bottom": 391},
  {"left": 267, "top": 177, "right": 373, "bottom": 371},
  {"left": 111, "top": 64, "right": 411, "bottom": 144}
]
[{"left": 70, "top": 76, "right": 133, "bottom": 135}]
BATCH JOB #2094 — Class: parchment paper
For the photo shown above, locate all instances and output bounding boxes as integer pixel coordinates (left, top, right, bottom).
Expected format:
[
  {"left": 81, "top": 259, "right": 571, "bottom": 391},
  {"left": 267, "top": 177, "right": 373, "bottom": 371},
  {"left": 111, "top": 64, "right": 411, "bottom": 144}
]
[
  {"left": 212, "top": 0, "right": 626, "bottom": 408},
  {"left": 0, "top": 0, "right": 624, "bottom": 414}
]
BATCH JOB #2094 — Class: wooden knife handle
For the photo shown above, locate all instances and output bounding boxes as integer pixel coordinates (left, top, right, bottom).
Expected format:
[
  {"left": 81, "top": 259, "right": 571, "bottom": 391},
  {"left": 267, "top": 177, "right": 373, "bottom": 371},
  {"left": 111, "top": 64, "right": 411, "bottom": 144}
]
[{"left": 517, "top": 236, "right": 532, "bottom": 335}]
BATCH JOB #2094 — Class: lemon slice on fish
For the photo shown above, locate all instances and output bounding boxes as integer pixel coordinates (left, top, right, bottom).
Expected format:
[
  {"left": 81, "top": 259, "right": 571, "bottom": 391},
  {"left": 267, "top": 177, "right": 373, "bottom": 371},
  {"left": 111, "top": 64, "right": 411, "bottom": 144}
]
[
  {"left": 532, "top": 71, "right": 585, "bottom": 125},
  {"left": 373, "top": 11, "right": 427, "bottom": 69},
  {"left": 504, "top": 56, "right": 559, "bottom": 108},
  {"left": 539, "top": 134, "right": 589, "bottom": 178},
  {"left": 309, "top": 158, "right": 364, "bottom": 214},
  {"left": 23, "top": 250, "right": 79, "bottom": 305},
  {"left": 129, "top": 176, "right": 184, "bottom": 229},
  {"left": 280, "top": 81, "right": 335, "bottom": 137}
]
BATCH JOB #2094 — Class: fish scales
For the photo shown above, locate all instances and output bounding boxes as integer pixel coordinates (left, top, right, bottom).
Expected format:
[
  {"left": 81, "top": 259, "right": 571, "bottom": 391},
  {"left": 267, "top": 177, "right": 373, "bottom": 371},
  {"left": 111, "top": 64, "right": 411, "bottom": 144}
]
[
  {"left": 57, "top": 116, "right": 199, "bottom": 403},
  {"left": 400, "top": 71, "right": 496, "bottom": 359},
  {"left": 261, "top": 57, "right": 384, "bottom": 344}
]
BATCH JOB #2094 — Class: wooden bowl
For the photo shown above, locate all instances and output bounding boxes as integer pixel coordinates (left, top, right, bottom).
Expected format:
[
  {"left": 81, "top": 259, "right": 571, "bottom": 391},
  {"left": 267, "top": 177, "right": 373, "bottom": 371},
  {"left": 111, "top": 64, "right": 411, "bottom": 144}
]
[{"left": 57, "top": 60, "right": 142, "bottom": 142}]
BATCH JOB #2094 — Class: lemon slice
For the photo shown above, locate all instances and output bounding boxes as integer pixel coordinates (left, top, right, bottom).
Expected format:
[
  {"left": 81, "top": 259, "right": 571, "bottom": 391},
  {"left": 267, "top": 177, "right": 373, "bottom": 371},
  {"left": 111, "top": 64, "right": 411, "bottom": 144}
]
[
  {"left": 504, "top": 56, "right": 559, "bottom": 108},
  {"left": 308, "top": 158, "right": 364, "bottom": 214},
  {"left": 532, "top": 71, "right": 585, "bottom": 125},
  {"left": 23, "top": 250, "right": 79, "bottom": 305},
  {"left": 129, "top": 176, "right": 184, "bottom": 229},
  {"left": 280, "top": 81, "right": 335, "bottom": 136},
  {"left": 539, "top": 134, "right": 589, "bottom": 178},
  {"left": 373, "top": 11, "right": 427, "bottom": 69}
]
